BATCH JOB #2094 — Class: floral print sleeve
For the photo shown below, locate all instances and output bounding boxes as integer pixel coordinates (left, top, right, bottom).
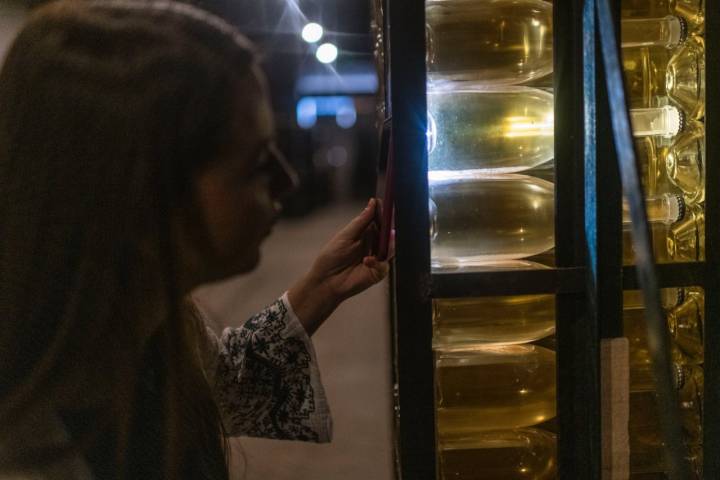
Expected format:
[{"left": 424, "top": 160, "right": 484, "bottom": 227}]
[{"left": 195, "top": 293, "right": 332, "bottom": 443}]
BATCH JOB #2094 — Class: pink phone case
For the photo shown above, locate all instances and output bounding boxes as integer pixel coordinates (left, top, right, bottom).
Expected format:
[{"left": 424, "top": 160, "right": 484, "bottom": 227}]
[{"left": 376, "top": 122, "right": 394, "bottom": 261}]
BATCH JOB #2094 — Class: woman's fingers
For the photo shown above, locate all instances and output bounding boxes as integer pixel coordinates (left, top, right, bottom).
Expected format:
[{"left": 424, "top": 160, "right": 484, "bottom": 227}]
[
  {"left": 337, "top": 198, "right": 378, "bottom": 241},
  {"left": 362, "top": 256, "right": 390, "bottom": 283}
]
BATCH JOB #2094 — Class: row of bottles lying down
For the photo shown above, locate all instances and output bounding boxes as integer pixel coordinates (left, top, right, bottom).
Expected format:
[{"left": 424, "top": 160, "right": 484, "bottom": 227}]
[
  {"left": 625, "top": 289, "right": 706, "bottom": 478},
  {"left": 426, "top": 0, "right": 707, "bottom": 478},
  {"left": 426, "top": 0, "right": 703, "bottom": 86},
  {"left": 427, "top": 2, "right": 561, "bottom": 478},
  {"left": 435, "top": 288, "right": 705, "bottom": 478},
  {"left": 621, "top": 0, "right": 706, "bottom": 476}
]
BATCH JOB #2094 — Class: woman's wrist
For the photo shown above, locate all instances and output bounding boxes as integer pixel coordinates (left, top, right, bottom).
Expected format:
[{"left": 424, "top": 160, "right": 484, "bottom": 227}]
[{"left": 287, "top": 273, "right": 341, "bottom": 336}]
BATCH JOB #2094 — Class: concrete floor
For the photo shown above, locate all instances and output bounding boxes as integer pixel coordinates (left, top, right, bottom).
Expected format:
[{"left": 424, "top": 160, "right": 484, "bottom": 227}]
[{"left": 193, "top": 202, "right": 395, "bottom": 480}]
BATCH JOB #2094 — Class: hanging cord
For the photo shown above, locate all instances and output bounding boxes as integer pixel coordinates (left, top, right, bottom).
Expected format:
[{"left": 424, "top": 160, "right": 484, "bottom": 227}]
[{"left": 594, "top": 0, "right": 692, "bottom": 477}]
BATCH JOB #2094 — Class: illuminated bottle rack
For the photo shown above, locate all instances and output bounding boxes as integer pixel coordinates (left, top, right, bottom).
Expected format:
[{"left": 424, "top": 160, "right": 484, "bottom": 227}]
[{"left": 374, "top": 0, "right": 719, "bottom": 478}]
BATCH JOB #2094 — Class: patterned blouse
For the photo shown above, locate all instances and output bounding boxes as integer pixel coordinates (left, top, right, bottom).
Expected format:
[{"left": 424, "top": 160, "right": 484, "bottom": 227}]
[{"left": 196, "top": 293, "right": 332, "bottom": 443}]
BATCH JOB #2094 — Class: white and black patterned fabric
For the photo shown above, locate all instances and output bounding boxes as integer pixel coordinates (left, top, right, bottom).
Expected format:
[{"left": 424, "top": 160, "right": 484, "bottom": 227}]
[{"left": 199, "top": 294, "right": 332, "bottom": 443}]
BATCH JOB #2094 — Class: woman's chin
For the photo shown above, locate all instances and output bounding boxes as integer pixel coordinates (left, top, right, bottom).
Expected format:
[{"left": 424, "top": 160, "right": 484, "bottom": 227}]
[
  {"left": 237, "top": 248, "right": 262, "bottom": 273},
  {"left": 202, "top": 249, "right": 261, "bottom": 285}
]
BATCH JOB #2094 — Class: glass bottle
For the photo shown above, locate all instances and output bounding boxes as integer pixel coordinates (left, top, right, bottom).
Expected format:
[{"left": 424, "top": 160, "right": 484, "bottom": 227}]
[
  {"left": 432, "top": 287, "right": 687, "bottom": 351},
  {"left": 623, "top": 223, "right": 673, "bottom": 265},
  {"left": 624, "top": 288, "right": 684, "bottom": 310},
  {"left": 623, "top": 47, "right": 671, "bottom": 108},
  {"left": 674, "top": 0, "right": 704, "bottom": 31},
  {"left": 621, "top": 0, "right": 671, "bottom": 19},
  {"left": 621, "top": 0, "right": 704, "bottom": 32},
  {"left": 630, "top": 367, "right": 703, "bottom": 441},
  {"left": 433, "top": 294, "right": 555, "bottom": 349},
  {"left": 426, "top": 0, "right": 553, "bottom": 86},
  {"left": 427, "top": 86, "right": 554, "bottom": 175},
  {"left": 631, "top": 439, "right": 702, "bottom": 477},
  {"left": 425, "top": 2, "right": 694, "bottom": 85},
  {"left": 431, "top": 258, "right": 551, "bottom": 274},
  {"left": 436, "top": 345, "right": 556, "bottom": 437},
  {"left": 668, "top": 203, "right": 704, "bottom": 261},
  {"left": 666, "top": 35, "right": 705, "bottom": 120},
  {"left": 429, "top": 174, "right": 555, "bottom": 265},
  {"left": 629, "top": 105, "right": 685, "bottom": 138},
  {"left": 630, "top": 390, "right": 703, "bottom": 477},
  {"left": 427, "top": 86, "right": 684, "bottom": 175},
  {"left": 667, "top": 290, "right": 704, "bottom": 361},
  {"left": 621, "top": 15, "right": 687, "bottom": 49},
  {"left": 665, "top": 121, "right": 705, "bottom": 204},
  {"left": 622, "top": 192, "right": 685, "bottom": 225},
  {"left": 430, "top": 175, "right": 685, "bottom": 266},
  {"left": 636, "top": 136, "right": 681, "bottom": 196},
  {"left": 624, "top": 305, "right": 703, "bottom": 369},
  {"left": 438, "top": 428, "right": 557, "bottom": 480}
]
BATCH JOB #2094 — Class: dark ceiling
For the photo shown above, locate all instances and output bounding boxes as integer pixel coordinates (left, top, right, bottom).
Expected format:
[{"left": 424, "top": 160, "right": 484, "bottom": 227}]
[{"left": 21, "top": 0, "right": 374, "bottom": 116}]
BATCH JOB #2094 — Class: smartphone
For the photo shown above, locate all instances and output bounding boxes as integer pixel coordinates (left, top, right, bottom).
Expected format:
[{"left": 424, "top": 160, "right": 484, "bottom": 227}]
[{"left": 375, "top": 118, "right": 394, "bottom": 261}]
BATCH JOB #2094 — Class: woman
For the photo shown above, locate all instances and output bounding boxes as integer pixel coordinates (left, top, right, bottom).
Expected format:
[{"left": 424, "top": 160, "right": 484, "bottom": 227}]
[{"left": 0, "top": 1, "right": 389, "bottom": 478}]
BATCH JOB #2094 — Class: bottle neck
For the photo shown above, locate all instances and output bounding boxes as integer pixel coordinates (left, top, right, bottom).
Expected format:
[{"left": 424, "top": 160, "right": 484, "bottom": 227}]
[
  {"left": 621, "top": 15, "right": 687, "bottom": 49},
  {"left": 622, "top": 193, "right": 685, "bottom": 225},
  {"left": 630, "top": 105, "right": 685, "bottom": 138}
]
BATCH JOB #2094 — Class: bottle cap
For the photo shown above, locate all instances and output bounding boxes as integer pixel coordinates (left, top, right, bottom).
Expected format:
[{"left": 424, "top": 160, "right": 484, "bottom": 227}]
[
  {"left": 665, "top": 106, "right": 685, "bottom": 137},
  {"left": 678, "top": 16, "right": 688, "bottom": 45},
  {"left": 673, "top": 362, "right": 685, "bottom": 390},
  {"left": 661, "top": 288, "right": 684, "bottom": 309},
  {"left": 671, "top": 194, "right": 686, "bottom": 223}
]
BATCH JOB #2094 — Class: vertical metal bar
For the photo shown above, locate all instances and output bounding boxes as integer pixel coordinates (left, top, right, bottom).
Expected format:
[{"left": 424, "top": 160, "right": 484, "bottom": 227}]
[
  {"left": 556, "top": 0, "right": 599, "bottom": 478},
  {"left": 594, "top": 0, "right": 623, "bottom": 341},
  {"left": 594, "top": 0, "right": 691, "bottom": 477},
  {"left": 387, "top": 0, "right": 435, "bottom": 478},
  {"left": 704, "top": 0, "right": 720, "bottom": 477}
]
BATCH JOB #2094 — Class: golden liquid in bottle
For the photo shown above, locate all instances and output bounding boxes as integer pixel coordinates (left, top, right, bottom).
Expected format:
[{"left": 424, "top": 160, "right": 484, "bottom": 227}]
[
  {"left": 631, "top": 435, "right": 702, "bottom": 477},
  {"left": 624, "top": 307, "right": 702, "bottom": 376},
  {"left": 623, "top": 47, "right": 671, "bottom": 108},
  {"left": 426, "top": 0, "right": 553, "bottom": 86},
  {"left": 621, "top": 15, "right": 686, "bottom": 49},
  {"left": 438, "top": 429, "right": 557, "bottom": 480},
  {"left": 622, "top": 223, "right": 673, "bottom": 265},
  {"left": 668, "top": 289, "right": 704, "bottom": 361},
  {"left": 433, "top": 295, "right": 555, "bottom": 349},
  {"left": 621, "top": 0, "right": 704, "bottom": 31},
  {"left": 624, "top": 288, "right": 683, "bottom": 310},
  {"left": 621, "top": 0, "right": 671, "bottom": 19},
  {"left": 628, "top": 363, "right": 704, "bottom": 441},
  {"left": 427, "top": 86, "right": 554, "bottom": 174},
  {"left": 630, "top": 366, "right": 703, "bottom": 435},
  {"left": 630, "top": 389, "right": 703, "bottom": 477},
  {"left": 667, "top": 35, "right": 705, "bottom": 120},
  {"left": 427, "top": 85, "right": 681, "bottom": 177},
  {"left": 430, "top": 174, "right": 681, "bottom": 267},
  {"left": 436, "top": 345, "right": 556, "bottom": 437},
  {"left": 429, "top": 174, "right": 555, "bottom": 265}
]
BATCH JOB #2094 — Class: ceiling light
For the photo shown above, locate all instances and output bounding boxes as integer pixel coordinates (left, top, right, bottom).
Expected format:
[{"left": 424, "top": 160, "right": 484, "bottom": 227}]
[
  {"left": 316, "top": 43, "right": 338, "bottom": 64},
  {"left": 301, "top": 22, "right": 324, "bottom": 43}
]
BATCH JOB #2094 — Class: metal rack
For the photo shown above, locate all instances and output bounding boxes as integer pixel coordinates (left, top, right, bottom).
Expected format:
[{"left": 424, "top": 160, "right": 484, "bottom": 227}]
[{"left": 385, "top": 0, "right": 718, "bottom": 478}]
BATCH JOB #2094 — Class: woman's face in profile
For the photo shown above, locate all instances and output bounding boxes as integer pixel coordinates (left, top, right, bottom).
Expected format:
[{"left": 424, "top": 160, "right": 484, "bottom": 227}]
[{"left": 191, "top": 67, "right": 298, "bottom": 282}]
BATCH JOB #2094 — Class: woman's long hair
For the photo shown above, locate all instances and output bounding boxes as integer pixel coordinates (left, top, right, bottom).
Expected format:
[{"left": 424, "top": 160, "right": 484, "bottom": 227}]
[{"left": 0, "top": 2, "right": 257, "bottom": 478}]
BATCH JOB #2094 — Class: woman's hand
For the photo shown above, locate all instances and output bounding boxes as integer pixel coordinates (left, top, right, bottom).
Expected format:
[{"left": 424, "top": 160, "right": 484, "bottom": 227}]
[{"left": 288, "top": 198, "right": 393, "bottom": 335}]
